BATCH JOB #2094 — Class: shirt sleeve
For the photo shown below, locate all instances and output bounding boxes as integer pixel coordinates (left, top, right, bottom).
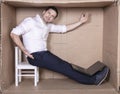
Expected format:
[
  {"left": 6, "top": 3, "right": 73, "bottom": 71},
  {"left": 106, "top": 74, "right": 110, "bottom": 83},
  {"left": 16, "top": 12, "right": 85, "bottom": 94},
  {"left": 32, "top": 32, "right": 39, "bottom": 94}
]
[
  {"left": 48, "top": 24, "right": 67, "bottom": 33},
  {"left": 11, "top": 17, "right": 33, "bottom": 35}
]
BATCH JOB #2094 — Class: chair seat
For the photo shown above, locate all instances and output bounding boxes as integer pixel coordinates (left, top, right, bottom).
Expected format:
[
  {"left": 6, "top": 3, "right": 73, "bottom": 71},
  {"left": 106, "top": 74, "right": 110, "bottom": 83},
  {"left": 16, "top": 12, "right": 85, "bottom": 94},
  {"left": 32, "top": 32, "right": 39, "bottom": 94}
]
[{"left": 17, "top": 62, "right": 37, "bottom": 69}]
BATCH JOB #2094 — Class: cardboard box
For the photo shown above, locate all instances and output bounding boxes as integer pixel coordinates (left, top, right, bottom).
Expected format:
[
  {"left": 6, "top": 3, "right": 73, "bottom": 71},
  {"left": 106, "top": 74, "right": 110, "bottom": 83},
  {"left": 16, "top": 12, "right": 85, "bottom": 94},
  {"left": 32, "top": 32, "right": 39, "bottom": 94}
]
[{"left": 1, "top": 0, "right": 120, "bottom": 92}]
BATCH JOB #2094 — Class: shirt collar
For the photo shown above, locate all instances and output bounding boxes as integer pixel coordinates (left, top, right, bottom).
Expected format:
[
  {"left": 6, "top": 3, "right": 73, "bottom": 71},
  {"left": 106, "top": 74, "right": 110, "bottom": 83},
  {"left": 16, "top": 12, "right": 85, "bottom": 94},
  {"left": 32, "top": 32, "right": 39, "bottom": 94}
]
[{"left": 34, "top": 14, "right": 46, "bottom": 27}]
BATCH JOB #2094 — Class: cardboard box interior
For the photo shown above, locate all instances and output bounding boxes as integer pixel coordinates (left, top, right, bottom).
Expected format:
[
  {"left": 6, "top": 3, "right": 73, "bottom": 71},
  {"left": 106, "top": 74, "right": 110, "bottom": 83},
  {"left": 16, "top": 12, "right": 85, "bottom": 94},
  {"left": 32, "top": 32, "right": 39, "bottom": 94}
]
[
  {"left": 118, "top": 3, "right": 120, "bottom": 91},
  {"left": 1, "top": 0, "right": 120, "bottom": 91},
  {"left": 103, "top": 5, "right": 119, "bottom": 90},
  {"left": 2, "top": 0, "right": 115, "bottom": 7}
]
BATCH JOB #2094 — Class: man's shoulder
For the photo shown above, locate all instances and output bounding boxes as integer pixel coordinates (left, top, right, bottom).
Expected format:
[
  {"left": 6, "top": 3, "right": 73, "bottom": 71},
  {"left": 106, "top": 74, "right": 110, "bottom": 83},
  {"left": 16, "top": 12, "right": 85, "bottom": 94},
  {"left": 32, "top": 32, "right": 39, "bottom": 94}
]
[
  {"left": 23, "top": 17, "right": 34, "bottom": 22},
  {"left": 21, "top": 17, "right": 35, "bottom": 26}
]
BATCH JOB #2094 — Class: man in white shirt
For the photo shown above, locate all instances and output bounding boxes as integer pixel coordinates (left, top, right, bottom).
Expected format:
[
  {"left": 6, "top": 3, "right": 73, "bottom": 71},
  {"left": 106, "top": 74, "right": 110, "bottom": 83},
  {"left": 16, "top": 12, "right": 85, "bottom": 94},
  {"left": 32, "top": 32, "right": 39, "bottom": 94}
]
[{"left": 10, "top": 6, "right": 109, "bottom": 85}]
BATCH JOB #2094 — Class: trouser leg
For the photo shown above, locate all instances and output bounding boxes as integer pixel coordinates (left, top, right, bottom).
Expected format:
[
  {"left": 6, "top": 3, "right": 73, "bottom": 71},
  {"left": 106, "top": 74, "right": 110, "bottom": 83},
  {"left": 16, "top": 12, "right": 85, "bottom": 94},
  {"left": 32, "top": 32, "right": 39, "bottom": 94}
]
[{"left": 27, "top": 51, "right": 96, "bottom": 85}]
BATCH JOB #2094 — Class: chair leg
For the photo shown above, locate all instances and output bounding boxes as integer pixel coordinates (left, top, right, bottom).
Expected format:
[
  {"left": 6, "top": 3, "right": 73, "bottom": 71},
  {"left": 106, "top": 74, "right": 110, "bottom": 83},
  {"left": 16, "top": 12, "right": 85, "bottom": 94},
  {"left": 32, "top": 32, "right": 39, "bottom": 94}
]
[
  {"left": 34, "top": 68, "right": 37, "bottom": 86},
  {"left": 18, "top": 70, "right": 22, "bottom": 82},
  {"left": 37, "top": 68, "right": 39, "bottom": 82},
  {"left": 15, "top": 69, "right": 18, "bottom": 86}
]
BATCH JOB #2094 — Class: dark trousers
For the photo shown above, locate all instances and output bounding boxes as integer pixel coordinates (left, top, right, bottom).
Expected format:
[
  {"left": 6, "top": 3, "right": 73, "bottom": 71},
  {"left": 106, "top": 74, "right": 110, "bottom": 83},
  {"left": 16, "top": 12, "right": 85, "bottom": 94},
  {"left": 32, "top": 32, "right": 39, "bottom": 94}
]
[{"left": 27, "top": 51, "right": 96, "bottom": 85}]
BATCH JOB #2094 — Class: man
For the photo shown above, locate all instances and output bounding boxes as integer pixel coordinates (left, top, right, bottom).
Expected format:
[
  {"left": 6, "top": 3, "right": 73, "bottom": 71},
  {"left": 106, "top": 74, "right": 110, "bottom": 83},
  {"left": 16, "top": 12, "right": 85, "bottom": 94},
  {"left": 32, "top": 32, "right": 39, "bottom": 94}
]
[{"left": 10, "top": 6, "right": 109, "bottom": 85}]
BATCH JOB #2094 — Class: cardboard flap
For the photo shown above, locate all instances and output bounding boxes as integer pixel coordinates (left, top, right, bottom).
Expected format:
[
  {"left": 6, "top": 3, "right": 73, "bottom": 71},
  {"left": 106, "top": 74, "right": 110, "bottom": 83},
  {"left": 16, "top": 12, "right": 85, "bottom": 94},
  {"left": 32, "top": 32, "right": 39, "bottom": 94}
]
[{"left": 2, "top": 0, "right": 114, "bottom": 7}]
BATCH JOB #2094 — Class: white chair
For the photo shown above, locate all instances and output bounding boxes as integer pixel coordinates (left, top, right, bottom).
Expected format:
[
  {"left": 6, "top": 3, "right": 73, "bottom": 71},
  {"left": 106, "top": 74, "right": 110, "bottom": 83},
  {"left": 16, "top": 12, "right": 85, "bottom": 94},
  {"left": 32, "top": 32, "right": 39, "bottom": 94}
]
[{"left": 15, "top": 46, "right": 39, "bottom": 86}]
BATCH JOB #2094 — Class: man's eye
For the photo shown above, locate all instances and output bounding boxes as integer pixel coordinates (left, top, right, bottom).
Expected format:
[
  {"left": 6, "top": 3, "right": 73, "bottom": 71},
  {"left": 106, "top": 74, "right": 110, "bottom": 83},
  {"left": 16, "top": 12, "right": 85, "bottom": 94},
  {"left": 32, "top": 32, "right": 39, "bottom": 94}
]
[
  {"left": 52, "top": 16, "right": 55, "bottom": 18},
  {"left": 48, "top": 12, "right": 51, "bottom": 14}
]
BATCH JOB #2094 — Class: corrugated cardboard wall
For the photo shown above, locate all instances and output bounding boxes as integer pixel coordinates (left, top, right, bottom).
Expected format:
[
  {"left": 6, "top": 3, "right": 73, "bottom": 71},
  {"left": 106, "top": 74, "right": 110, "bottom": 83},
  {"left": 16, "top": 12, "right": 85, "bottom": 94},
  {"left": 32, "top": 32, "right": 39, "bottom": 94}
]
[
  {"left": 117, "top": 0, "right": 120, "bottom": 90},
  {"left": 118, "top": 1, "right": 120, "bottom": 90},
  {"left": 1, "top": 0, "right": 114, "bottom": 7},
  {"left": 16, "top": 7, "right": 103, "bottom": 79},
  {"left": 0, "top": 2, "right": 1, "bottom": 92},
  {"left": 103, "top": 4, "right": 118, "bottom": 89},
  {"left": 1, "top": 4, "right": 16, "bottom": 89}
]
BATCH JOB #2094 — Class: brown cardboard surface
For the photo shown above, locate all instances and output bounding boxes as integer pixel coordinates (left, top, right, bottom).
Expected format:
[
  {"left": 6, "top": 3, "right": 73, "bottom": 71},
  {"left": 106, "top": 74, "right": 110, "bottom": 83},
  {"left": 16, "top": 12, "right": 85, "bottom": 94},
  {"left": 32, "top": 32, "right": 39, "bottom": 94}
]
[
  {"left": 103, "top": 4, "right": 118, "bottom": 90},
  {"left": 65, "top": 8, "right": 103, "bottom": 68},
  {"left": 3, "top": 79, "right": 117, "bottom": 94},
  {"left": 2, "top": 79, "right": 117, "bottom": 94},
  {"left": 1, "top": 3, "right": 16, "bottom": 90},
  {"left": 2, "top": 0, "right": 114, "bottom": 7},
  {"left": 0, "top": 3, "right": 1, "bottom": 91},
  {"left": 117, "top": 2, "right": 120, "bottom": 91},
  {"left": 1, "top": 0, "right": 120, "bottom": 91}
]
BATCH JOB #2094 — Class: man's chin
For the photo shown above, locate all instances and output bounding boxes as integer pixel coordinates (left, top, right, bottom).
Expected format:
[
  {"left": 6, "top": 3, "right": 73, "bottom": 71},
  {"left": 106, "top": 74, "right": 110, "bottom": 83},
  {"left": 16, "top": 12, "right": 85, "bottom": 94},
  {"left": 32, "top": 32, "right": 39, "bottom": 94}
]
[{"left": 46, "top": 21, "right": 52, "bottom": 23}]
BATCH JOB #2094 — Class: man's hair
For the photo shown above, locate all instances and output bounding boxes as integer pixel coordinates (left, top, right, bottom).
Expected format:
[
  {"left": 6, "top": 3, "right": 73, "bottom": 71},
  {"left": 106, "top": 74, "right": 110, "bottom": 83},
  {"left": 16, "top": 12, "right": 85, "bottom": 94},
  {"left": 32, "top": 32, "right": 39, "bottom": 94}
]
[{"left": 45, "top": 6, "right": 58, "bottom": 18}]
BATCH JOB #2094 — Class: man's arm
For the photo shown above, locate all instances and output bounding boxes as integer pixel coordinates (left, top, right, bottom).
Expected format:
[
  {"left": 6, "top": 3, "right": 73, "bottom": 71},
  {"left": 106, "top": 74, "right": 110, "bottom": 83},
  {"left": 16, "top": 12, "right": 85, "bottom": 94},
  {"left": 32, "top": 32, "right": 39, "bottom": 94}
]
[
  {"left": 66, "top": 13, "right": 89, "bottom": 32},
  {"left": 10, "top": 33, "right": 34, "bottom": 59}
]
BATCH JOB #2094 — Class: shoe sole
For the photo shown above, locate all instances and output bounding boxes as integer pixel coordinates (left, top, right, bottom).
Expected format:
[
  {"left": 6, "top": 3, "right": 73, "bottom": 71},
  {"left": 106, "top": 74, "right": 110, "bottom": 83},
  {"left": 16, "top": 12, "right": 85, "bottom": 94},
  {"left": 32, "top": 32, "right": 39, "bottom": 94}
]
[{"left": 97, "top": 68, "right": 109, "bottom": 86}]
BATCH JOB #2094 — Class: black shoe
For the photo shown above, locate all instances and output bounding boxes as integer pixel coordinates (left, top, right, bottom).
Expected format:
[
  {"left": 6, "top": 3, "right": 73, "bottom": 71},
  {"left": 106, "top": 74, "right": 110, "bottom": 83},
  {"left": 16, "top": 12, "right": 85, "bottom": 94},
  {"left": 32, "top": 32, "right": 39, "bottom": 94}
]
[{"left": 95, "top": 66, "right": 109, "bottom": 85}]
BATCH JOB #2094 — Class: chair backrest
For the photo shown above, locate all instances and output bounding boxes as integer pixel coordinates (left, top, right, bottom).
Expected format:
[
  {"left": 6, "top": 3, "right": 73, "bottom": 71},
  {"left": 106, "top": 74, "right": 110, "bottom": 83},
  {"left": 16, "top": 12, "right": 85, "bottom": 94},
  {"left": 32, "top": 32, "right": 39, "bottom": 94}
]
[{"left": 15, "top": 46, "right": 22, "bottom": 67}]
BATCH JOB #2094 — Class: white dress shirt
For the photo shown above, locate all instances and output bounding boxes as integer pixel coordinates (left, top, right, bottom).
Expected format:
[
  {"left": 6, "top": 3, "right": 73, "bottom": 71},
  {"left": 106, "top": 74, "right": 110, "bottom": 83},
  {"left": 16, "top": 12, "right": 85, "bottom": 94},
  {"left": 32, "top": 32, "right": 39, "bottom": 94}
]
[{"left": 11, "top": 14, "right": 67, "bottom": 53}]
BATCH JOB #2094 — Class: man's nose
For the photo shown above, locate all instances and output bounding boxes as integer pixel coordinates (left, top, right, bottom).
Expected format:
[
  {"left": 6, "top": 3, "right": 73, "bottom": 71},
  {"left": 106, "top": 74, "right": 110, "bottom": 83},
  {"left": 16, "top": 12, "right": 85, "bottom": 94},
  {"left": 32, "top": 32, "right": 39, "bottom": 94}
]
[{"left": 48, "top": 15, "right": 51, "bottom": 18}]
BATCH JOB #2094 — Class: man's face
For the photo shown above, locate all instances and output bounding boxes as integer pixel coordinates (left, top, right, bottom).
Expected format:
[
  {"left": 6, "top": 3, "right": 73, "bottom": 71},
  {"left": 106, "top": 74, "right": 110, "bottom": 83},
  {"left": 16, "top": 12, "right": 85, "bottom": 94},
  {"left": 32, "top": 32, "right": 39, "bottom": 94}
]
[{"left": 42, "top": 9, "right": 57, "bottom": 23}]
